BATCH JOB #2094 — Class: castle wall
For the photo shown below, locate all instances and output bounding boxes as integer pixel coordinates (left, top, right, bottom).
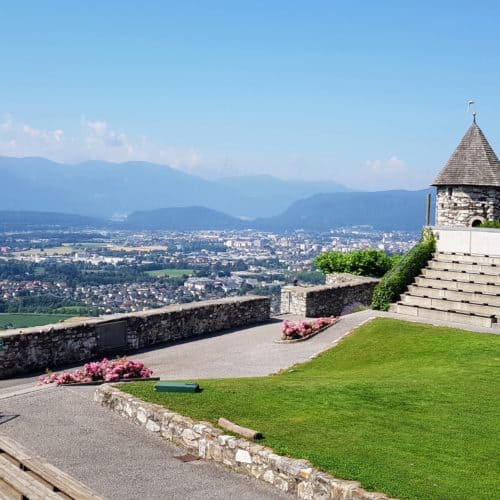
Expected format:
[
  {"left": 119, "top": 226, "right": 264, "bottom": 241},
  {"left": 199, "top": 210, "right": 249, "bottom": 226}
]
[
  {"left": 435, "top": 186, "right": 500, "bottom": 226},
  {"left": 280, "top": 274, "right": 379, "bottom": 317},
  {"left": 0, "top": 296, "right": 270, "bottom": 378}
]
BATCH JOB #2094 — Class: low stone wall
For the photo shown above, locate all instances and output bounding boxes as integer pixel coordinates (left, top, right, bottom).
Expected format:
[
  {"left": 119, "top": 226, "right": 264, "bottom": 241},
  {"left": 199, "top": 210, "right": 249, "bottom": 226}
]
[
  {"left": 0, "top": 296, "right": 270, "bottom": 378},
  {"left": 280, "top": 275, "right": 379, "bottom": 317},
  {"left": 95, "top": 384, "right": 389, "bottom": 500}
]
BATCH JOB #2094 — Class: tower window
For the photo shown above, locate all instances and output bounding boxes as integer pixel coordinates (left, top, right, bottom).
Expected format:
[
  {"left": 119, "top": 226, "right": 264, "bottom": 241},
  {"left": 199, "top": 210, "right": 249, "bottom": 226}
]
[{"left": 447, "top": 187, "right": 453, "bottom": 197}]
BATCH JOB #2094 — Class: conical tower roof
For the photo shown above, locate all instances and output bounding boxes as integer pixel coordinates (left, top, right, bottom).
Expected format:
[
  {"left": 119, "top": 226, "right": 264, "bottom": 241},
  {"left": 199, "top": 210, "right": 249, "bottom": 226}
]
[{"left": 432, "top": 122, "right": 500, "bottom": 187}]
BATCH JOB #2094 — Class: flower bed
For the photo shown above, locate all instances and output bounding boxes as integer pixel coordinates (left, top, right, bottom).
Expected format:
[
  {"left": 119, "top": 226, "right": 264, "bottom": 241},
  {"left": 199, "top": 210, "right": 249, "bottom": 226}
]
[
  {"left": 279, "top": 316, "right": 339, "bottom": 342},
  {"left": 39, "top": 357, "right": 153, "bottom": 385}
]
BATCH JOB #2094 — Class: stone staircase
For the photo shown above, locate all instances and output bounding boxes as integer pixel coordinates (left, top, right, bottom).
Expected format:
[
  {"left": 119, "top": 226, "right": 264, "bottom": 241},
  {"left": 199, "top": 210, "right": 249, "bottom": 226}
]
[{"left": 390, "top": 251, "right": 500, "bottom": 329}]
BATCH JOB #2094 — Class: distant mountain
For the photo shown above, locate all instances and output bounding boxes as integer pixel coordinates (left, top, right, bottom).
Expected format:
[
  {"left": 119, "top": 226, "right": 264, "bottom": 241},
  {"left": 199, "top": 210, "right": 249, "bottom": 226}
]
[
  {"left": 0, "top": 157, "right": 348, "bottom": 218},
  {"left": 125, "top": 189, "right": 434, "bottom": 231},
  {"left": 0, "top": 157, "right": 229, "bottom": 217},
  {"left": 217, "top": 175, "right": 350, "bottom": 215},
  {"left": 0, "top": 188, "right": 434, "bottom": 232},
  {"left": 0, "top": 210, "right": 105, "bottom": 231},
  {"left": 125, "top": 206, "right": 244, "bottom": 230},
  {"left": 0, "top": 155, "right": 432, "bottom": 231},
  {"left": 254, "top": 189, "right": 435, "bottom": 231}
]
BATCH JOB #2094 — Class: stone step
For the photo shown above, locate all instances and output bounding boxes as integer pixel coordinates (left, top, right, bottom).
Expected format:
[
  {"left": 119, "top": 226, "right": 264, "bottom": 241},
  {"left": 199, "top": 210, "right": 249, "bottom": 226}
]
[
  {"left": 428, "top": 259, "right": 500, "bottom": 275},
  {"left": 414, "top": 276, "right": 500, "bottom": 295},
  {"left": 435, "top": 252, "right": 500, "bottom": 266},
  {"left": 407, "top": 285, "right": 500, "bottom": 307},
  {"left": 422, "top": 268, "right": 500, "bottom": 285},
  {"left": 390, "top": 303, "right": 496, "bottom": 328},
  {"left": 400, "top": 294, "right": 500, "bottom": 318}
]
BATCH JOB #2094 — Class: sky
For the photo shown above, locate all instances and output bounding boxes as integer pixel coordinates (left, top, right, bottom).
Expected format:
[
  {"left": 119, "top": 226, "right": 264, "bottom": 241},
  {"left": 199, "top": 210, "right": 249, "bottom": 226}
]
[{"left": 1, "top": 1, "right": 500, "bottom": 190}]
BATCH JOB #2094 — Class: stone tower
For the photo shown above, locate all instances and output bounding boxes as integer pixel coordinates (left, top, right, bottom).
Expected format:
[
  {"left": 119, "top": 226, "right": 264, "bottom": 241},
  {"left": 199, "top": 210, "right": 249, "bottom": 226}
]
[{"left": 432, "top": 120, "right": 500, "bottom": 226}]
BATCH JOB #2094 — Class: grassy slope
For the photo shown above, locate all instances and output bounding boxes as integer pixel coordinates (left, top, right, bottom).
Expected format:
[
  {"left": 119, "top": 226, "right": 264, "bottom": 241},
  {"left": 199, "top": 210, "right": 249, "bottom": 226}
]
[
  {"left": 122, "top": 319, "right": 500, "bottom": 500},
  {"left": 0, "top": 313, "right": 74, "bottom": 329}
]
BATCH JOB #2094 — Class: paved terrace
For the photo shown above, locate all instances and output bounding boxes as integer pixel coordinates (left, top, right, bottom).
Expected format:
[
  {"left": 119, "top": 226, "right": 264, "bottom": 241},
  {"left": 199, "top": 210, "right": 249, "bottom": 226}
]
[{"left": 0, "top": 310, "right": 497, "bottom": 499}]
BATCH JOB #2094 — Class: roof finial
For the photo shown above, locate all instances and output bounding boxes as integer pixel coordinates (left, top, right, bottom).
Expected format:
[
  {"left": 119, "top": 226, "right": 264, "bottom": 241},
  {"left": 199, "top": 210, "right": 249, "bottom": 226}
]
[{"left": 467, "top": 100, "right": 477, "bottom": 123}]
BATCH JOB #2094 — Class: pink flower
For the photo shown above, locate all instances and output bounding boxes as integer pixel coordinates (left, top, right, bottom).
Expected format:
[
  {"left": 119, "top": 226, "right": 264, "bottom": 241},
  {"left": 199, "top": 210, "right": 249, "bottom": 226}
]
[{"left": 38, "top": 356, "right": 153, "bottom": 385}]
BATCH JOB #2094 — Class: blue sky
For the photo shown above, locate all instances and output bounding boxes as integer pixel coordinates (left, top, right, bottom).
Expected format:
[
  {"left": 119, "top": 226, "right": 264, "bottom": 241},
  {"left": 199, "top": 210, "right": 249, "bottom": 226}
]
[{"left": 1, "top": 1, "right": 499, "bottom": 190}]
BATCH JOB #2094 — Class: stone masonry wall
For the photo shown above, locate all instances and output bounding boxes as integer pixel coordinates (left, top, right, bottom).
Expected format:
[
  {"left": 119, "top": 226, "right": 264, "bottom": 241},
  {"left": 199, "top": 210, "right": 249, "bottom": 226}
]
[
  {"left": 280, "top": 275, "right": 379, "bottom": 317},
  {"left": 95, "top": 384, "right": 390, "bottom": 500},
  {"left": 436, "top": 186, "right": 500, "bottom": 226},
  {"left": 0, "top": 296, "right": 270, "bottom": 378}
]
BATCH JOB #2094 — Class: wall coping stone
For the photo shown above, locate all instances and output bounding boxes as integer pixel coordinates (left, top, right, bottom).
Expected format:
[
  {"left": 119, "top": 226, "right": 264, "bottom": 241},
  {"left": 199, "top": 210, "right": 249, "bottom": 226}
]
[
  {"left": 94, "top": 384, "right": 391, "bottom": 500},
  {"left": 282, "top": 278, "right": 379, "bottom": 295}
]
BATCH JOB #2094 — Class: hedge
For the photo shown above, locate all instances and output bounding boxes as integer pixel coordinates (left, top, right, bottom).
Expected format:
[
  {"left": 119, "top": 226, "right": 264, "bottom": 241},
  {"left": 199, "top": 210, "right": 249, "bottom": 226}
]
[
  {"left": 371, "top": 233, "right": 436, "bottom": 311},
  {"left": 314, "top": 249, "right": 398, "bottom": 278}
]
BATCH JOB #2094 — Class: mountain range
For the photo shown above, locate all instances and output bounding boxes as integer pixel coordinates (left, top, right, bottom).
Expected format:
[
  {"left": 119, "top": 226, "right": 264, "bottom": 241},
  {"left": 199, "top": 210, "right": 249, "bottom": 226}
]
[
  {"left": 0, "top": 156, "right": 433, "bottom": 231},
  {"left": 0, "top": 156, "right": 348, "bottom": 218},
  {"left": 126, "top": 190, "right": 434, "bottom": 231}
]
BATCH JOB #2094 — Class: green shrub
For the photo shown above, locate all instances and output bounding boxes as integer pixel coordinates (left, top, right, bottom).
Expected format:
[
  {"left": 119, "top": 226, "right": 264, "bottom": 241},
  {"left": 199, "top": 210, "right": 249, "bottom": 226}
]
[
  {"left": 371, "top": 233, "right": 436, "bottom": 311},
  {"left": 479, "top": 220, "right": 500, "bottom": 228},
  {"left": 314, "top": 249, "right": 396, "bottom": 278}
]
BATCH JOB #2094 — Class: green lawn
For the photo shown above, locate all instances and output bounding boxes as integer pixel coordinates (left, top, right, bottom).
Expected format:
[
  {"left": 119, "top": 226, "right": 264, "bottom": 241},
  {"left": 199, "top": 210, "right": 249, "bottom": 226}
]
[
  {"left": 145, "top": 268, "right": 194, "bottom": 278},
  {"left": 122, "top": 318, "right": 500, "bottom": 500},
  {"left": 0, "top": 313, "right": 75, "bottom": 330}
]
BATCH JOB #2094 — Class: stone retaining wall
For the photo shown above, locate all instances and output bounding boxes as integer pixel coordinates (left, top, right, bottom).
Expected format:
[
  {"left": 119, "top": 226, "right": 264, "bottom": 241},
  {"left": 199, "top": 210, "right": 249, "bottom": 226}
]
[
  {"left": 94, "top": 384, "right": 389, "bottom": 500},
  {"left": 280, "top": 275, "right": 379, "bottom": 317},
  {"left": 0, "top": 296, "right": 270, "bottom": 378}
]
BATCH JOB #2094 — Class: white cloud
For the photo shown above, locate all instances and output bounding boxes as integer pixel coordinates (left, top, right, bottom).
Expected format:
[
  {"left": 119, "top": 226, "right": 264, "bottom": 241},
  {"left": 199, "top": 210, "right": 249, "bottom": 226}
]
[
  {"left": 366, "top": 155, "right": 406, "bottom": 173},
  {"left": 0, "top": 114, "right": 203, "bottom": 171},
  {"left": 0, "top": 115, "right": 66, "bottom": 158},
  {"left": 353, "top": 155, "right": 426, "bottom": 190}
]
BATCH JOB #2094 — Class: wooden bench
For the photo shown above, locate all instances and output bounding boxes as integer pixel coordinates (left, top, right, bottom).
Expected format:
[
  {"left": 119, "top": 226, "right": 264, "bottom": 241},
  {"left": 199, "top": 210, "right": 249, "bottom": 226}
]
[{"left": 0, "top": 434, "right": 103, "bottom": 499}]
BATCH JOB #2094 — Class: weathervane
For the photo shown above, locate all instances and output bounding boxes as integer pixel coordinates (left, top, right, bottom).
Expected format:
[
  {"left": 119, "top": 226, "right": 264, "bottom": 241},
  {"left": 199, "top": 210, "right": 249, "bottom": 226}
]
[{"left": 467, "top": 100, "right": 477, "bottom": 123}]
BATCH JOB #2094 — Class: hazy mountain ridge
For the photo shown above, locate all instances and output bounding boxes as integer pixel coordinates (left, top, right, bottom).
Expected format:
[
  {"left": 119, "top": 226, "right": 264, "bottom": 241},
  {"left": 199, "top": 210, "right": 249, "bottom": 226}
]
[
  {"left": 0, "top": 155, "right": 433, "bottom": 231},
  {"left": 253, "top": 189, "right": 435, "bottom": 231},
  {"left": 0, "top": 210, "right": 105, "bottom": 230},
  {"left": 0, "top": 191, "right": 434, "bottom": 232},
  {"left": 0, "top": 156, "right": 349, "bottom": 218},
  {"left": 120, "top": 190, "right": 435, "bottom": 231}
]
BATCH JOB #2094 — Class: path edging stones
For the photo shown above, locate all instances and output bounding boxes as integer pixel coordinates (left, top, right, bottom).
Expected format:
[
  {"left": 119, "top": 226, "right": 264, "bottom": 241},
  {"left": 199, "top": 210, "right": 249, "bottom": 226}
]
[{"left": 94, "top": 384, "right": 390, "bottom": 500}]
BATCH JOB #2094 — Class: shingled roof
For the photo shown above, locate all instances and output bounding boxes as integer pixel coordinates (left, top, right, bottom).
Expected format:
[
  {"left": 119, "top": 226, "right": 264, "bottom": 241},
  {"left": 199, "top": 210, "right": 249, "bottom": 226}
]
[{"left": 433, "top": 122, "right": 500, "bottom": 187}]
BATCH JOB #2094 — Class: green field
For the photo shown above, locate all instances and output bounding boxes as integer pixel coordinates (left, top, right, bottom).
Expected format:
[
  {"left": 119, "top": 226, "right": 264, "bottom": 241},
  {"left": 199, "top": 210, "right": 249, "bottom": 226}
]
[
  {"left": 0, "top": 313, "right": 75, "bottom": 330},
  {"left": 145, "top": 268, "right": 194, "bottom": 278},
  {"left": 122, "top": 319, "right": 500, "bottom": 500}
]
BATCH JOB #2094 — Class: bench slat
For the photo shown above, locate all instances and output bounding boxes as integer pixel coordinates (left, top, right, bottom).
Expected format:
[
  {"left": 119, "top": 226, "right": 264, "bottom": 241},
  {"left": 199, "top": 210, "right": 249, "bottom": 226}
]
[{"left": 0, "top": 454, "right": 61, "bottom": 499}]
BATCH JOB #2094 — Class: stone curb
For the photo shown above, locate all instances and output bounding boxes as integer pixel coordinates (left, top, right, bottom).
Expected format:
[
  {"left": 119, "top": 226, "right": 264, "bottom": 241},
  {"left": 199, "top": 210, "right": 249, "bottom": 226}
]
[{"left": 94, "top": 384, "right": 392, "bottom": 500}]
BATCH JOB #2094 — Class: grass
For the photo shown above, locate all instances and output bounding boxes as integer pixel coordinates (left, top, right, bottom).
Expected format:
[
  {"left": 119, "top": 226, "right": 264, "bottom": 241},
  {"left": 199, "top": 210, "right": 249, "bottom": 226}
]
[
  {"left": 145, "top": 268, "right": 194, "bottom": 278},
  {"left": 0, "top": 313, "right": 75, "bottom": 329},
  {"left": 13, "top": 246, "right": 75, "bottom": 257},
  {"left": 122, "top": 318, "right": 500, "bottom": 500}
]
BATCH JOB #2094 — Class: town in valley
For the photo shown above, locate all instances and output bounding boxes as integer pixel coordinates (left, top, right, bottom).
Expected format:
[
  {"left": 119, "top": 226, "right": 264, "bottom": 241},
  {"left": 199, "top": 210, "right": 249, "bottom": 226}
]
[{"left": 0, "top": 227, "right": 417, "bottom": 325}]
